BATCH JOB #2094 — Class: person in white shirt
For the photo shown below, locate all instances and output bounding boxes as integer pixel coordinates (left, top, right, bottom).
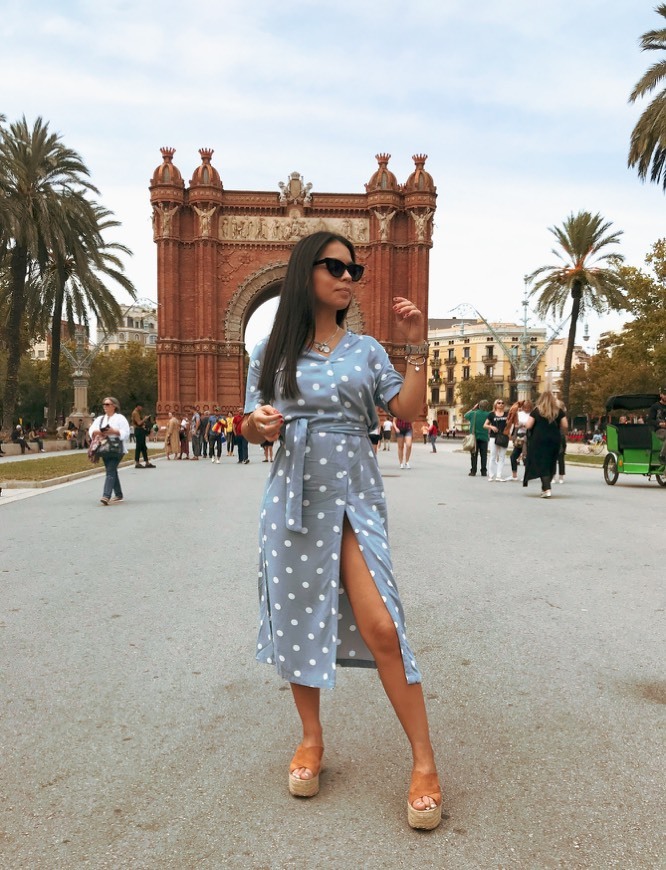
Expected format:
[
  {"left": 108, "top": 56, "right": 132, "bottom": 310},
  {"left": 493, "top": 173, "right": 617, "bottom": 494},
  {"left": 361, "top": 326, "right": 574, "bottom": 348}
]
[{"left": 89, "top": 396, "right": 131, "bottom": 505}]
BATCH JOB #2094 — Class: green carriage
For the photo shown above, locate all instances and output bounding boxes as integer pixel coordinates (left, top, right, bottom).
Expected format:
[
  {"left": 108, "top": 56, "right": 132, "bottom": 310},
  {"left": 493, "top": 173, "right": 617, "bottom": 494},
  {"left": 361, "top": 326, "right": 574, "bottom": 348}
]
[{"left": 603, "top": 394, "right": 666, "bottom": 486}]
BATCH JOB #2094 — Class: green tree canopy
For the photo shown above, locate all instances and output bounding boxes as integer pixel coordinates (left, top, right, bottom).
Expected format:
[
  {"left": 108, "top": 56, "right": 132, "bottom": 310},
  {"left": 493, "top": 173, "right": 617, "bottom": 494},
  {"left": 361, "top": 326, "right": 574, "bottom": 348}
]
[{"left": 456, "top": 374, "right": 499, "bottom": 411}]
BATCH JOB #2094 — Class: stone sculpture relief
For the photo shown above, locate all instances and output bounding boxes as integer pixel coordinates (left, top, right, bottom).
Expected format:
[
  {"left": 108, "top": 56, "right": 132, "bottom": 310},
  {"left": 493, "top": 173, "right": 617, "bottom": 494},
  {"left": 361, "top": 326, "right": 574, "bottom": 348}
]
[
  {"left": 409, "top": 208, "right": 434, "bottom": 242},
  {"left": 218, "top": 215, "right": 369, "bottom": 244},
  {"left": 193, "top": 204, "right": 216, "bottom": 237},
  {"left": 373, "top": 209, "right": 397, "bottom": 241}
]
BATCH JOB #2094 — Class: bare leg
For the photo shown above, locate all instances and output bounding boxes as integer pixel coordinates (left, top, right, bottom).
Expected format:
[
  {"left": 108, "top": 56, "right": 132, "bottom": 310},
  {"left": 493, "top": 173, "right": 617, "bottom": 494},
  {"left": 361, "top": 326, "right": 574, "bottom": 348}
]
[
  {"left": 289, "top": 683, "right": 323, "bottom": 780},
  {"left": 396, "top": 436, "right": 404, "bottom": 464},
  {"left": 404, "top": 434, "right": 413, "bottom": 463},
  {"left": 340, "top": 518, "right": 438, "bottom": 810}
]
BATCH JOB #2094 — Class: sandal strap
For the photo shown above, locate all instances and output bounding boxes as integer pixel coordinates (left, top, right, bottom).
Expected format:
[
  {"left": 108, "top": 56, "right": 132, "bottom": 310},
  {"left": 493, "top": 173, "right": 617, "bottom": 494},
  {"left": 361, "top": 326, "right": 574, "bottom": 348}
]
[
  {"left": 409, "top": 771, "right": 442, "bottom": 807},
  {"left": 289, "top": 744, "right": 324, "bottom": 776}
]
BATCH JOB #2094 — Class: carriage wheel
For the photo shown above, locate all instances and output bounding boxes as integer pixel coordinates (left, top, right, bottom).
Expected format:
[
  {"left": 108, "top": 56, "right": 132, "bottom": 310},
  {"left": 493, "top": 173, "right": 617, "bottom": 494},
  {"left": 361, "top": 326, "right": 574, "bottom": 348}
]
[{"left": 603, "top": 453, "right": 619, "bottom": 485}]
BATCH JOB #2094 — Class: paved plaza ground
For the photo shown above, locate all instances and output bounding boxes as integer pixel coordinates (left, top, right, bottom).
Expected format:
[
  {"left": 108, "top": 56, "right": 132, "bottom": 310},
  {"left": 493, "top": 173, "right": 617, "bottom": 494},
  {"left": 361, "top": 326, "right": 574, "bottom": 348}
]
[{"left": 1, "top": 441, "right": 663, "bottom": 869}]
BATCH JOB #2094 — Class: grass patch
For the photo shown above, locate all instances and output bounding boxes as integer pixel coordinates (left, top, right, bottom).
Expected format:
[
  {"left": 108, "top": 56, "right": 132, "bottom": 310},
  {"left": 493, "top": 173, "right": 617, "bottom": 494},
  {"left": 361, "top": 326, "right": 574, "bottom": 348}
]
[
  {"left": 567, "top": 453, "right": 605, "bottom": 466},
  {"left": 0, "top": 449, "right": 162, "bottom": 482}
]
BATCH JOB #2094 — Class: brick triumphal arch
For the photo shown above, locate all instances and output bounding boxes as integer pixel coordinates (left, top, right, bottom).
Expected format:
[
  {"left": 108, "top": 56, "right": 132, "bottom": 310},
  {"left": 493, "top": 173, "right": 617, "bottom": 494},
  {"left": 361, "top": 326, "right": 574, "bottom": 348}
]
[{"left": 150, "top": 149, "right": 436, "bottom": 420}]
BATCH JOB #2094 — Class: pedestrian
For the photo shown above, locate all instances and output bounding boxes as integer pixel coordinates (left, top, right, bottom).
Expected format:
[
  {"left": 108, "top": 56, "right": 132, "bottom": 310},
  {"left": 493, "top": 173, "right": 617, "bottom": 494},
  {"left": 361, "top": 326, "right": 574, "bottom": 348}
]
[
  {"left": 233, "top": 407, "right": 249, "bottom": 463},
  {"left": 164, "top": 411, "right": 180, "bottom": 460},
  {"left": 420, "top": 422, "right": 429, "bottom": 444},
  {"left": 240, "top": 231, "right": 441, "bottom": 830},
  {"left": 523, "top": 390, "right": 568, "bottom": 498},
  {"left": 506, "top": 400, "right": 529, "bottom": 482},
  {"left": 225, "top": 410, "right": 235, "bottom": 456},
  {"left": 394, "top": 417, "right": 414, "bottom": 468},
  {"left": 88, "top": 396, "right": 130, "bottom": 505},
  {"left": 381, "top": 416, "right": 393, "bottom": 450},
  {"left": 177, "top": 417, "right": 190, "bottom": 459},
  {"left": 427, "top": 419, "right": 438, "bottom": 453},
  {"left": 369, "top": 422, "right": 381, "bottom": 455},
  {"left": 131, "top": 403, "right": 155, "bottom": 468},
  {"left": 208, "top": 412, "right": 225, "bottom": 463},
  {"left": 190, "top": 407, "right": 201, "bottom": 460},
  {"left": 464, "top": 400, "right": 489, "bottom": 476},
  {"left": 200, "top": 411, "right": 210, "bottom": 458},
  {"left": 484, "top": 398, "right": 509, "bottom": 481}
]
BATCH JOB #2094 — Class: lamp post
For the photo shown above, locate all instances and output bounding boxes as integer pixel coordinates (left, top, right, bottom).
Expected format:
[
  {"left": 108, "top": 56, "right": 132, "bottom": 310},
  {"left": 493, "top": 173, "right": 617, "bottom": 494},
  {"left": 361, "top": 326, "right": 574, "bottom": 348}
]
[
  {"left": 60, "top": 298, "right": 157, "bottom": 426},
  {"left": 451, "top": 289, "right": 571, "bottom": 402}
]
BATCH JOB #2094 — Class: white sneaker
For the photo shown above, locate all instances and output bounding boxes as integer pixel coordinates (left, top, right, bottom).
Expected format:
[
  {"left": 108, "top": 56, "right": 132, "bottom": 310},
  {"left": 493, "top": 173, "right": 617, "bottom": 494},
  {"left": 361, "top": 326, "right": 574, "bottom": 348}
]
[
  {"left": 558, "top": 478, "right": 564, "bottom": 484},
  {"left": 540, "top": 490, "right": 552, "bottom": 498},
  {"left": 211, "top": 457, "right": 215, "bottom": 463},
  {"left": 488, "top": 476, "right": 495, "bottom": 482},
  {"left": 405, "top": 462, "right": 411, "bottom": 469},
  {"left": 400, "top": 463, "right": 405, "bottom": 469},
  {"left": 216, "top": 458, "right": 220, "bottom": 464}
]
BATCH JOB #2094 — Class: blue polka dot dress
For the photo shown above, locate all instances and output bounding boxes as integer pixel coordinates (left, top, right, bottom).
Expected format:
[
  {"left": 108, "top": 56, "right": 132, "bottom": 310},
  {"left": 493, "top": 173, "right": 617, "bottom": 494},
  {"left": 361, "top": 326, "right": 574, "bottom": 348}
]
[{"left": 244, "top": 331, "right": 423, "bottom": 689}]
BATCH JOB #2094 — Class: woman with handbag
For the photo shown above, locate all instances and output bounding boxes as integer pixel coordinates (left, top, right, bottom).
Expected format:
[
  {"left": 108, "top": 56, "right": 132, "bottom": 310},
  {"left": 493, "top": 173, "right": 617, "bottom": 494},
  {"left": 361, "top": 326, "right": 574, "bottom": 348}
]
[
  {"left": 483, "top": 398, "right": 509, "bottom": 481},
  {"left": 88, "top": 397, "right": 130, "bottom": 505},
  {"left": 506, "top": 400, "right": 531, "bottom": 481}
]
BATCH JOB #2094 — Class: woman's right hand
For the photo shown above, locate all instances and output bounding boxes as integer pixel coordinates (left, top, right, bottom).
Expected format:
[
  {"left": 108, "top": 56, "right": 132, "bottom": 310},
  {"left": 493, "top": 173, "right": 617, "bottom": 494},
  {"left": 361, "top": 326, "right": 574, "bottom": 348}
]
[{"left": 252, "top": 405, "right": 283, "bottom": 442}]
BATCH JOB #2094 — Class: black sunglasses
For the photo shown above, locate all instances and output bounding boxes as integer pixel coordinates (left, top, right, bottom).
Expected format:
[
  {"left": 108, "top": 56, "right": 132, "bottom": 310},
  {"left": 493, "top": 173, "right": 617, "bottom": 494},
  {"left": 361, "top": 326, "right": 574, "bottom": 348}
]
[{"left": 313, "top": 257, "right": 364, "bottom": 282}]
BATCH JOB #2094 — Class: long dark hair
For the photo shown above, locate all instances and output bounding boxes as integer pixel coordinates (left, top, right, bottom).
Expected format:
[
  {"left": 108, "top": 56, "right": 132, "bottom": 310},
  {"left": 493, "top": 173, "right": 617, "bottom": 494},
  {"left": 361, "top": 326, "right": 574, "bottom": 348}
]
[{"left": 257, "top": 231, "right": 355, "bottom": 403}]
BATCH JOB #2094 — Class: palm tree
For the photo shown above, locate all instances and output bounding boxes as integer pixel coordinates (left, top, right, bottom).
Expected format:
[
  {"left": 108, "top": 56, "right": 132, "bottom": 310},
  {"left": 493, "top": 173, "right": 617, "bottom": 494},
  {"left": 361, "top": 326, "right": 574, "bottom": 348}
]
[
  {"left": 527, "top": 211, "right": 626, "bottom": 412},
  {"left": 628, "top": 4, "right": 666, "bottom": 189},
  {"left": 39, "top": 199, "right": 136, "bottom": 432},
  {"left": 0, "top": 116, "right": 97, "bottom": 432}
]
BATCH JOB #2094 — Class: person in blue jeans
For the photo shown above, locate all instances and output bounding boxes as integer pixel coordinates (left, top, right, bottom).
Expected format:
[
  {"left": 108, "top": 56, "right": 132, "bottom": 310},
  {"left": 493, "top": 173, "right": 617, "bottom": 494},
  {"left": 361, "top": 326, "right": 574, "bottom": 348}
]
[
  {"left": 89, "top": 397, "right": 130, "bottom": 505},
  {"left": 233, "top": 408, "right": 249, "bottom": 463}
]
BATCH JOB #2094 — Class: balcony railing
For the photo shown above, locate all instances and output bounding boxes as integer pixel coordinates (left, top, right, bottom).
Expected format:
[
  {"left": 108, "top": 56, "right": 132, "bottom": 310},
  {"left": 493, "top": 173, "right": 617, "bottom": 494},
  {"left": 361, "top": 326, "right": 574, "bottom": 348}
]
[
  {"left": 482, "top": 354, "right": 496, "bottom": 364},
  {"left": 428, "top": 377, "right": 442, "bottom": 386}
]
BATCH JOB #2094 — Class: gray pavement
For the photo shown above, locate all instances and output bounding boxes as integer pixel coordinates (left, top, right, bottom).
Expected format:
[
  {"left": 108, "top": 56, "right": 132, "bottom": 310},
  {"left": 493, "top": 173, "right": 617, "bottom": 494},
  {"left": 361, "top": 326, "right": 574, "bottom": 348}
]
[{"left": 1, "top": 441, "right": 664, "bottom": 869}]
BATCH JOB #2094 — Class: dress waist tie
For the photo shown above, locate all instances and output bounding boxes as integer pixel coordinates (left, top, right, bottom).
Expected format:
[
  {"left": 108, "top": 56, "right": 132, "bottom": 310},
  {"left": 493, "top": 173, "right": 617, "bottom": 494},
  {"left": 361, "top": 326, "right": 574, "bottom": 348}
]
[{"left": 283, "top": 419, "right": 369, "bottom": 533}]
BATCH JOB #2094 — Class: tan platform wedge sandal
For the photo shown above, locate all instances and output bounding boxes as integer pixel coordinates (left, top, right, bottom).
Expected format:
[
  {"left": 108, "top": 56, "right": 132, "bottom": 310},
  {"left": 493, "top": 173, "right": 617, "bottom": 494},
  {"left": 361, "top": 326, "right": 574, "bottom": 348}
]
[
  {"left": 288, "top": 744, "right": 324, "bottom": 798},
  {"left": 407, "top": 772, "right": 442, "bottom": 830}
]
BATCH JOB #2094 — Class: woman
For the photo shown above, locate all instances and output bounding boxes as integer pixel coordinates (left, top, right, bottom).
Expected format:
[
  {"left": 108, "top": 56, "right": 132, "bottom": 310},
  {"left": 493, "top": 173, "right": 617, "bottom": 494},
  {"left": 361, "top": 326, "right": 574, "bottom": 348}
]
[
  {"left": 164, "top": 411, "right": 180, "bottom": 460},
  {"left": 420, "top": 422, "right": 429, "bottom": 445},
  {"left": 241, "top": 232, "right": 441, "bottom": 830},
  {"left": 427, "top": 420, "right": 439, "bottom": 453},
  {"left": 88, "top": 397, "right": 130, "bottom": 505},
  {"left": 394, "top": 417, "right": 414, "bottom": 469},
  {"left": 523, "top": 390, "right": 568, "bottom": 498},
  {"left": 177, "top": 417, "right": 190, "bottom": 459},
  {"left": 483, "top": 398, "right": 509, "bottom": 481}
]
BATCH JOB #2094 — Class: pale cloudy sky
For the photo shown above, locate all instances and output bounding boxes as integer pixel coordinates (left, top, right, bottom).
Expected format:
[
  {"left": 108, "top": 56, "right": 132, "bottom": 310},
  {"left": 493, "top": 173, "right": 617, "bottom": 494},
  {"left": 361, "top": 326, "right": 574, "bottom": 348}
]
[{"left": 3, "top": 0, "right": 664, "bottom": 349}]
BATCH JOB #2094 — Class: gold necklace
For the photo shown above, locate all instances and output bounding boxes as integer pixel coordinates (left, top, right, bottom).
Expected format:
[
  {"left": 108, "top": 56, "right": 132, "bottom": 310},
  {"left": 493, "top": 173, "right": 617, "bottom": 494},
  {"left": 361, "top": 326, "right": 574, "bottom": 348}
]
[{"left": 312, "top": 326, "right": 340, "bottom": 354}]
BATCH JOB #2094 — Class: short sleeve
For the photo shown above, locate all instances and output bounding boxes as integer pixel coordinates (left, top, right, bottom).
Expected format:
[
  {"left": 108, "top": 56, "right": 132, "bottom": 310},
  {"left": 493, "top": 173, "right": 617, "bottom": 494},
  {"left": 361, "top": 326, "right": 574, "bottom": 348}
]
[
  {"left": 244, "top": 339, "right": 267, "bottom": 414},
  {"left": 371, "top": 340, "right": 404, "bottom": 412}
]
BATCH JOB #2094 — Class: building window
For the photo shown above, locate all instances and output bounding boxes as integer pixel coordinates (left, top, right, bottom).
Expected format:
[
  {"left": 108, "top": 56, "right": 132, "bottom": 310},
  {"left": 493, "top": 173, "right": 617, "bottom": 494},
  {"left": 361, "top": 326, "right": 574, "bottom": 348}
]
[
  {"left": 447, "top": 349, "right": 455, "bottom": 360},
  {"left": 432, "top": 369, "right": 440, "bottom": 381},
  {"left": 447, "top": 367, "right": 454, "bottom": 382},
  {"left": 463, "top": 347, "right": 470, "bottom": 360},
  {"left": 486, "top": 346, "right": 494, "bottom": 359},
  {"left": 431, "top": 388, "right": 440, "bottom": 404},
  {"left": 118, "top": 332, "right": 125, "bottom": 341},
  {"left": 463, "top": 366, "right": 470, "bottom": 381},
  {"left": 486, "top": 366, "right": 494, "bottom": 378},
  {"left": 433, "top": 349, "right": 439, "bottom": 359},
  {"left": 446, "top": 387, "right": 454, "bottom": 404}
]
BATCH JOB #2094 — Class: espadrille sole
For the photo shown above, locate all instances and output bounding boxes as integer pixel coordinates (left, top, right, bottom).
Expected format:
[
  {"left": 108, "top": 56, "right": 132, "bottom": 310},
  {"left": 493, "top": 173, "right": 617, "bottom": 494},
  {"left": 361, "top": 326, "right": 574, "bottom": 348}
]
[
  {"left": 407, "top": 801, "right": 441, "bottom": 830},
  {"left": 288, "top": 772, "right": 320, "bottom": 797}
]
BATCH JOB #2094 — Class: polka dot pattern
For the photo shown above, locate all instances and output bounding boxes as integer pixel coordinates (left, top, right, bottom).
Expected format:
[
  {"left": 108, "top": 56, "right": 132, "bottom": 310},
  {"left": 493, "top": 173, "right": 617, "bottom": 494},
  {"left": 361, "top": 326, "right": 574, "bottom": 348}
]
[{"left": 244, "top": 331, "right": 422, "bottom": 690}]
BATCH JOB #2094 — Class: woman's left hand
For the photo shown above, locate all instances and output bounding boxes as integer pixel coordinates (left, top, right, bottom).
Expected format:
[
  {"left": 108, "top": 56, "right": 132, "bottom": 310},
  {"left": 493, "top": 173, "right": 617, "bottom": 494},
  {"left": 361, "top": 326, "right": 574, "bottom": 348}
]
[{"left": 392, "top": 296, "right": 424, "bottom": 342}]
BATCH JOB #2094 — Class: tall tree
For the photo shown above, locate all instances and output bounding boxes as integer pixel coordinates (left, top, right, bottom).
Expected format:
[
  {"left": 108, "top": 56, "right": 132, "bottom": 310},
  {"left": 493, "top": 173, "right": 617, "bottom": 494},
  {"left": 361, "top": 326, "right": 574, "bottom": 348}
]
[
  {"left": 527, "top": 211, "right": 625, "bottom": 411},
  {"left": 39, "top": 199, "right": 136, "bottom": 432},
  {"left": 0, "top": 116, "right": 97, "bottom": 432},
  {"left": 628, "top": 4, "right": 666, "bottom": 190}
]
